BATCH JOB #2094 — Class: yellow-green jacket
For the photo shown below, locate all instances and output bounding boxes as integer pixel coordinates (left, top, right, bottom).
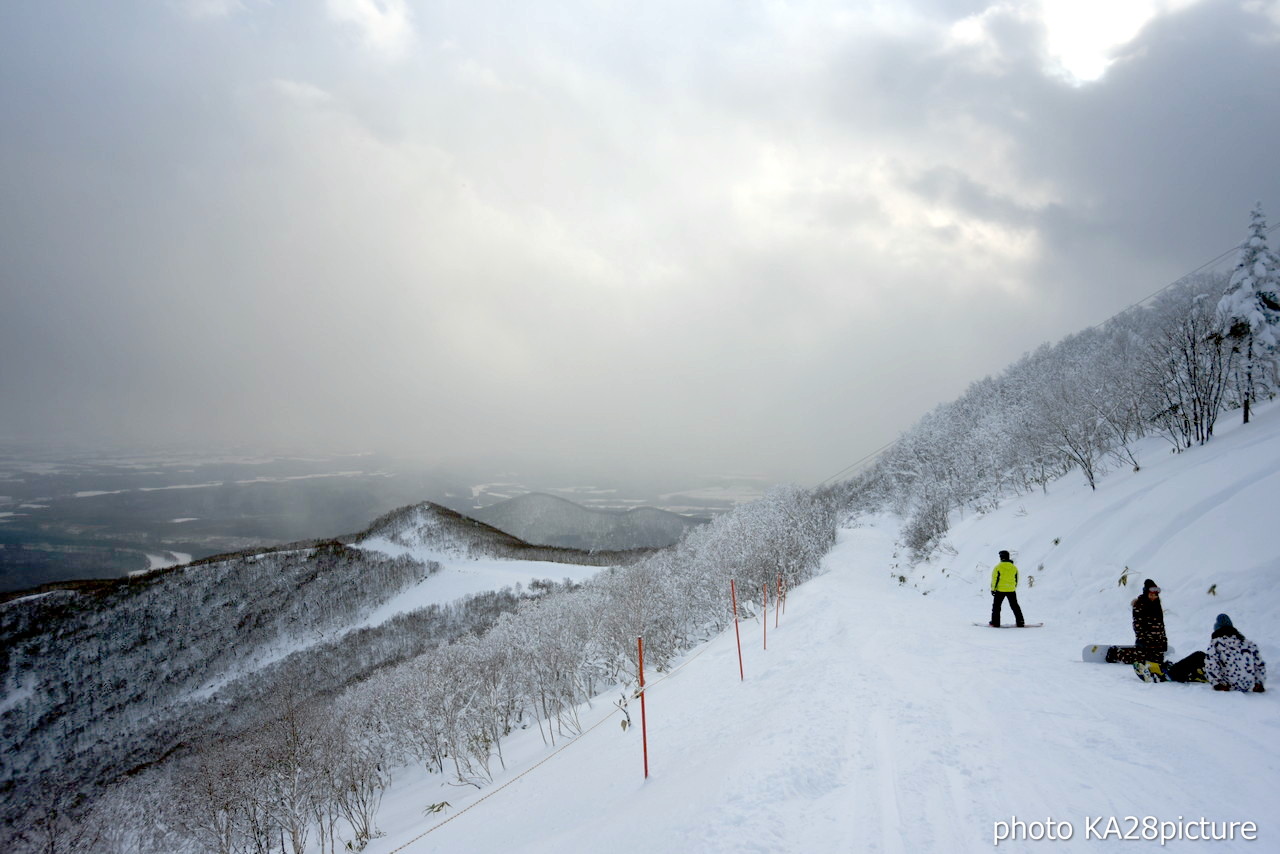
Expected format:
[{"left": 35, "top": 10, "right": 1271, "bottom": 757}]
[{"left": 991, "top": 561, "right": 1018, "bottom": 592}]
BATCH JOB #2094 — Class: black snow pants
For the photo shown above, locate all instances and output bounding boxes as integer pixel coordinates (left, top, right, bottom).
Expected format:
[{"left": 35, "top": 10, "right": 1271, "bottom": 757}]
[
  {"left": 990, "top": 591, "right": 1024, "bottom": 627},
  {"left": 1166, "top": 650, "right": 1207, "bottom": 683}
]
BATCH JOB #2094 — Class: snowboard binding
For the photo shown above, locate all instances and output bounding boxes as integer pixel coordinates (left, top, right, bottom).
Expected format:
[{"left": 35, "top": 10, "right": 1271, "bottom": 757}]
[{"left": 1133, "top": 661, "right": 1169, "bottom": 683}]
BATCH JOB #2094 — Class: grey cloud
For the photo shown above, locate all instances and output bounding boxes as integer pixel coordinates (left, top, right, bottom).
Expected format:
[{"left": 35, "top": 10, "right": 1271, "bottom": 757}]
[
  {"left": 1009, "top": 2, "right": 1280, "bottom": 317},
  {"left": 2, "top": 1, "right": 1278, "bottom": 486},
  {"left": 904, "top": 165, "right": 1039, "bottom": 229}
]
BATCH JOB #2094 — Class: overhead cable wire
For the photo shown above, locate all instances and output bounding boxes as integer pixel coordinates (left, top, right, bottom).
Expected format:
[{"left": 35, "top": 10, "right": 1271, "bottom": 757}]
[
  {"left": 815, "top": 221, "right": 1280, "bottom": 488},
  {"left": 816, "top": 438, "right": 898, "bottom": 487},
  {"left": 1088, "top": 221, "right": 1280, "bottom": 331}
]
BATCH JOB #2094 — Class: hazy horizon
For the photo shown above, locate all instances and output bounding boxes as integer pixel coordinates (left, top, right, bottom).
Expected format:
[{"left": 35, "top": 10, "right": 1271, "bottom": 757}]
[{"left": 3, "top": 1, "right": 1278, "bottom": 485}]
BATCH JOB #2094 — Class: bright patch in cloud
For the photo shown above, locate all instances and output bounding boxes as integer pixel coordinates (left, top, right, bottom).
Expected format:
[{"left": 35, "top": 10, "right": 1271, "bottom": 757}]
[
  {"left": 1040, "top": 0, "right": 1203, "bottom": 83},
  {"left": 951, "top": 0, "right": 1206, "bottom": 84},
  {"left": 326, "top": 0, "right": 414, "bottom": 58}
]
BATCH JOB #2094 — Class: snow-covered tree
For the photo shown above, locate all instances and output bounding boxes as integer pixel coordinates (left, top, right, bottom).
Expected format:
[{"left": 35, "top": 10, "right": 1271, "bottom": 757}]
[
  {"left": 1218, "top": 203, "right": 1280, "bottom": 423},
  {"left": 1027, "top": 332, "right": 1116, "bottom": 491},
  {"left": 1139, "top": 281, "right": 1233, "bottom": 448},
  {"left": 1090, "top": 319, "right": 1158, "bottom": 472}
]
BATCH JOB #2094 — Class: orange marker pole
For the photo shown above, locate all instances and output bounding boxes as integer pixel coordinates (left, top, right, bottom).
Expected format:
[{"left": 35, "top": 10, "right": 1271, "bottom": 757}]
[
  {"left": 730, "top": 580, "right": 744, "bottom": 680},
  {"left": 763, "top": 582, "right": 768, "bottom": 650},
  {"left": 775, "top": 573, "right": 782, "bottom": 629},
  {"left": 638, "top": 636, "right": 649, "bottom": 779}
]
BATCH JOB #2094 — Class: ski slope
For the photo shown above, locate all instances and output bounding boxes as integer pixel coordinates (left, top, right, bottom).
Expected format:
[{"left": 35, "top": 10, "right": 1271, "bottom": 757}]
[
  {"left": 358, "top": 405, "right": 1280, "bottom": 854},
  {"left": 353, "top": 539, "right": 608, "bottom": 632}
]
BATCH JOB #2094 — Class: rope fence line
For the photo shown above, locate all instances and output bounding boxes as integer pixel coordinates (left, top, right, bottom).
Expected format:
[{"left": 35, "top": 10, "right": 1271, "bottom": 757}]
[
  {"left": 637, "top": 585, "right": 786, "bottom": 695},
  {"left": 385, "top": 601, "right": 773, "bottom": 852},
  {"left": 626, "top": 622, "right": 723, "bottom": 697},
  {"left": 385, "top": 705, "right": 623, "bottom": 854}
]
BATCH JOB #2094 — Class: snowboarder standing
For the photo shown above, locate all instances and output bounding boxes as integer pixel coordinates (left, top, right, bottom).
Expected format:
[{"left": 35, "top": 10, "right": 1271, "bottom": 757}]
[
  {"left": 1109, "top": 579, "right": 1168, "bottom": 669},
  {"left": 1206, "top": 614, "right": 1266, "bottom": 693},
  {"left": 989, "top": 550, "right": 1025, "bottom": 628}
]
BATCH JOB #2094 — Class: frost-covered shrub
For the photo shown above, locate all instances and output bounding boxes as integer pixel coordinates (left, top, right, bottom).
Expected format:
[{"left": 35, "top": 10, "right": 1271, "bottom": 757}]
[{"left": 902, "top": 496, "right": 949, "bottom": 562}]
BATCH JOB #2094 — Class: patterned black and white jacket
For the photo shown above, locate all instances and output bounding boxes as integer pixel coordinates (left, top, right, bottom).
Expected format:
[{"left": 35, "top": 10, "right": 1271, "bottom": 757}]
[{"left": 1204, "top": 627, "right": 1267, "bottom": 692}]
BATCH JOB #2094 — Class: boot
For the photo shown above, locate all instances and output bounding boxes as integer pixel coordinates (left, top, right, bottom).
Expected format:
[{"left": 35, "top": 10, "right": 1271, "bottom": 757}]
[{"left": 1134, "top": 662, "right": 1166, "bottom": 683}]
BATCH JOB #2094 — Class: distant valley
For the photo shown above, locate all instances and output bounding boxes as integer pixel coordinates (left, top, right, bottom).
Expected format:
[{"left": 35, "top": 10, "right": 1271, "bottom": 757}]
[
  {"left": 0, "top": 447, "right": 764, "bottom": 593},
  {"left": 473, "top": 492, "right": 707, "bottom": 550}
]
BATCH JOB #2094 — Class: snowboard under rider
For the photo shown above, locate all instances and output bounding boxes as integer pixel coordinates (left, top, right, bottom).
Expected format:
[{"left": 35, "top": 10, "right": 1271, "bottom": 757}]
[
  {"left": 989, "top": 550, "right": 1025, "bottom": 628},
  {"left": 1107, "top": 578, "right": 1168, "bottom": 667}
]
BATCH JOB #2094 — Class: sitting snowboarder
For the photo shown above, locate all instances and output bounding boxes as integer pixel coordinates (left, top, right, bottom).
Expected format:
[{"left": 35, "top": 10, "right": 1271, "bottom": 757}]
[
  {"left": 1108, "top": 579, "right": 1168, "bottom": 678},
  {"left": 1205, "top": 614, "right": 1266, "bottom": 693}
]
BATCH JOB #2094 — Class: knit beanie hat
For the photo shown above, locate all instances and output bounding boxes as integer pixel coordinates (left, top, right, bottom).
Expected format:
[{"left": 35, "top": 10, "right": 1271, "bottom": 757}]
[
  {"left": 1142, "top": 578, "right": 1159, "bottom": 593},
  {"left": 999, "top": 550, "right": 1010, "bottom": 561},
  {"left": 1214, "top": 613, "right": 1233, "bottom": 632}
]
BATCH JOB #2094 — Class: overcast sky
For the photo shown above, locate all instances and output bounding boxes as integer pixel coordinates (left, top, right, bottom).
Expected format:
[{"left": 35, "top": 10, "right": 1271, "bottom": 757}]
[{"left": 2, "top": 0, "right": 1278, "bottom": 485}]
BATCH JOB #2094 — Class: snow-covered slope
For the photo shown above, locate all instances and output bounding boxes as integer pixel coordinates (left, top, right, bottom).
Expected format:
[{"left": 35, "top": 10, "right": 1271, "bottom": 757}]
[
  {"left": 351, "top": 504, "right": 620, "bottom": 627},
  {"left": 359, "top": 404, "right": 1280, "bottom": 854},
  {"left": 471, "top": 492, "right": 704, "bottom": 550}
]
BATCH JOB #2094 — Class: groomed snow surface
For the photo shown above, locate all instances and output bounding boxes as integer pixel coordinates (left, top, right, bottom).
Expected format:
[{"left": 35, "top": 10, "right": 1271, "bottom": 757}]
[{"left": 356, "top": 405, "right": 1279, "bottom": 854}]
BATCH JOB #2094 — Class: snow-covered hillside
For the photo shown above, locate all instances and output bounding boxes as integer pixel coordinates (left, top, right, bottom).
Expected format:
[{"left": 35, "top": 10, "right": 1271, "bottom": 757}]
[
  {"left": 358, "top": 404, "right": 1280, "bottom": 854},
  {"left": 351, "top": 505, "right": 618, "bottom": 627},
  {"left": 0, "top": 501, "right": 637, "bottom": 835}
]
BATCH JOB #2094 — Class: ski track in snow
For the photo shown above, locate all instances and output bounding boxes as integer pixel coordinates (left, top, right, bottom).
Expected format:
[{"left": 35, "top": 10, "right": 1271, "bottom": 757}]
[
  {"left": 1112, "top": 462, "right": 1280, "bottom": 570},
  {"left": 361, "top": 518, "right": 1278, "bottom": 853},
  {"left": 351, "top": 407, "right": 1280, "bottom": 854}
]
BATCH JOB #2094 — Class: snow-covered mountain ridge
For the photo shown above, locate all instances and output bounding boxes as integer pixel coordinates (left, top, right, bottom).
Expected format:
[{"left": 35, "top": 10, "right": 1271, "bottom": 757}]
[
  {"left": 357, "top": 499, "right": 664, "bottom": 560},
  {"left": 0, "top": 500, "right": 646, "bottom": 835}
]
